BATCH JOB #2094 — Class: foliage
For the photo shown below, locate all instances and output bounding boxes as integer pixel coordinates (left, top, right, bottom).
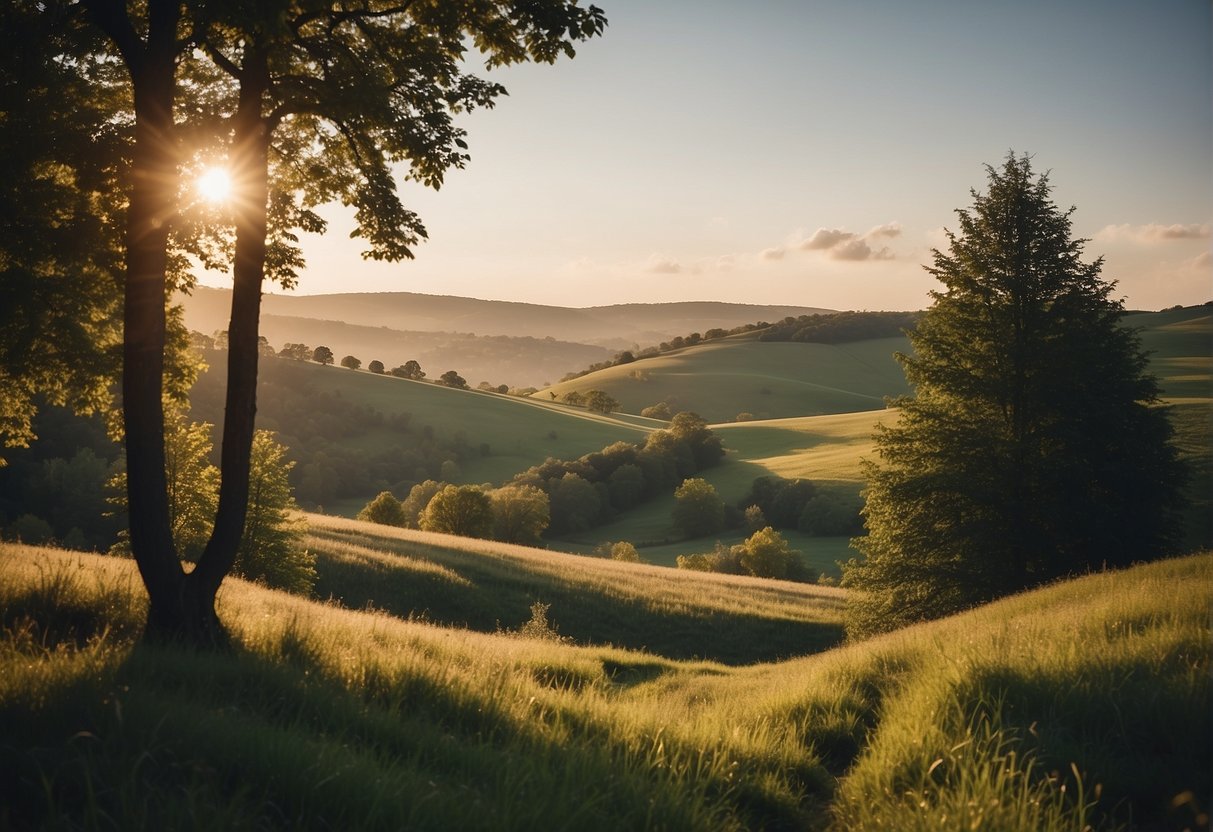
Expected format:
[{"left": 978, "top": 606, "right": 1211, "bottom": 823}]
[
  {"left": 740, "top": 476, "right": 818, "bottom": 529},
  {"left": 489, "top": 484, "right": 550, "bottom": 545},
  {"left": 402, "top": 480, "right": 445, "bottom": 529},
  {"left": 563, "top": 391, "right": 584, "bottom": 406},
  {"left": 758, "top": 310, "right": 920, "bottom": 344},
  {"left": 280, "top": 343, "right": 312, "bottom": 361},
  {"left": 737, "top": 527, "right": 813, "bottom": 581},
  {"left": 233, "top": 432, "right": 314, "bottom": 595},
  {"left": 584, "top": 390, "right": 619, "bottom": 414},
  {"left": 672, "top": 478, "right": 725, "bottom": 538},
  {"left": 357, "top": 491, "right": 408, "bottom": 527},
  {"left": 392, "top": 360, "right": 426, "bottom": 380},
  {"left": 312, "top": 346, "right": 335, "bottom": 366},
  {"left": 607, "top": 541, "right": 642, "bottom": 563},
  {"left": 797, "top": 491, "right": 863, "bottom": 536},
  {"left": 511, "top": 601, "right": 571, "bottom": 643},
  {"left": 0, "top": 5, "right": 122, "bottom": 460},
  {"left": 439, "top": 370, "right": 469, "bottom": 389},
  {"left": 844, "top": 155, "right": 1187, "bottom": 638},
  {"left": 367, "top": 360, "right": 385, "bottom": 374},
  {"left": 547, "top": 473, "right": 601, "bottom": 534},
  {"left": 640, "top": 402, "right": 673, "bottom": 420},
  {"left": 668, "top": 412, "right": 725, "bottom": 468},
  {"left": 420, "top": 485, "right": 493, "bottom": 538},
  {"left": 743, "top": 505, "right": 767, "bottom": 533},
  {"left": 339, "top": 355, "right": 361, "bottom": 371}
]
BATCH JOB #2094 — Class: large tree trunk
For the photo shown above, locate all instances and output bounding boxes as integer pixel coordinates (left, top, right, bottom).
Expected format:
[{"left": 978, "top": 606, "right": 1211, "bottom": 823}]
[
  {"left": 190, "top": 49, "right": 271, "bottom": 610},
  {"left": 107, "top": 1, "right": 221, "bottom": 644}
]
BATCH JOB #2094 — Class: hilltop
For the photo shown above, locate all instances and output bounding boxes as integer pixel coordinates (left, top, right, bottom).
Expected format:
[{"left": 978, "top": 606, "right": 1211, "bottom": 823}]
[
  {"left": 2, "top": 537, "right": 1207, "bottom": 830},
  {"left": 179, "top": 286, "right": 832, "bottom": 386}
]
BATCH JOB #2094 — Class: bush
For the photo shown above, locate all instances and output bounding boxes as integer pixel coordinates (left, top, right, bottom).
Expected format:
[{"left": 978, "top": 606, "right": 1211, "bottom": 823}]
[
  {"left": 738, "top": 527, "right": 815, "bottom": 582},
  {"left": 420, "top": 484, "right": 493, "bottom": 538},
  {"left": 489, "top": 484, "right": 550, "bottom": 545},
  {"left": 798, "top": 491, "right": 864, "bottom": 536},
  {"left": 401, "top": 480, "right": 444, "bottom": 528},
  {"left": 672, "top": 478, "right": 725, "bottom": 538},
  {"left": 640, "top": 402, "right": 672, "bottom": 420},
  {"left": 357, "top": 491, "right": 407, "bottom": 527}
]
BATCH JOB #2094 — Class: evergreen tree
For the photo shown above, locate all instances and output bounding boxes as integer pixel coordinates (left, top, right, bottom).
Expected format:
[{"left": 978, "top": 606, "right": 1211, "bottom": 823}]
[{"left": 843, "top": 154, "right": 1185, "bottom": 638}]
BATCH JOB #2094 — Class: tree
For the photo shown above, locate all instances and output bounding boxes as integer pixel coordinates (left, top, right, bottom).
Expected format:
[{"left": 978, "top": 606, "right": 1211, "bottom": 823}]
[
  {"left": 669, "top": 412, "right": 725, "bottom": 468},
  {"left": 368, "top": 360, "right": 385, "bottom": 375},
  {"left": 401, "top": 480, "right": 444, "bottom": 529},
  {"left": 401, "top": 360, "right": 425, "bottom": 380},
  {"left": 585, "top": 390, "right": 619, "bottom": 414},
  {"left": 340, "top": 355, "right": 361, "bottom": 371},
  {"left": 312, "top": 346, "right": 334, "bottom": 366},
  {"left": 738, "top": 526, "right": 810, "bottom": 581},
  {"left": 843, "top": 154, "right": 1185, "bottom": 638},
  {"left": 420, "top": 484, "right": 493, "bottom": 538},
  {"left": 279, "top": 343, "right": 311, "bottom": 361},
  {"left": 564, "top": 391, "right": 585, "bottom": 407},
  {"left": 234, "top": 431, "right": 314, "bottom": 595},
  {"left": 672, "top": 477, "right": 725, "bottom": 538},
  {"left": 439, "top": 370, "right": 468, "bottom": 389},
  {"left": 489, "top": 484, "right": 550, "bottom": 545},
  {"left": 547, "top": 472, "right": 601, "bottom": 534},
  {"left": 357, "top": 491, "right": 407, "bottom": 527},
  {"left": 68, "top": 0, "right": 605, "bottom": 641}
]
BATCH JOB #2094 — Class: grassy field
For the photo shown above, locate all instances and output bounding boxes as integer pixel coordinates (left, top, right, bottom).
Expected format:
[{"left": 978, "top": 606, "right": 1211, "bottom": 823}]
[
  {"left": 286, "top": 368, "right": 649, "bottom": 489},
  {"left": 535, "top": 335, "right": 911, "bottom": 424},
  {"left": 305, "top": 514, "right": 846, "bottom": 664},
  {"left": 2, "top": 541, "right": 1208, "bottom": 830}
]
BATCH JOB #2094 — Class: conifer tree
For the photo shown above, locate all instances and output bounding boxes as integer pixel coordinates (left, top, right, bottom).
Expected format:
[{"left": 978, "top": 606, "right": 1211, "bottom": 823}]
[{"left": 843, "top": 154, "right": 1185, "bottom": 638}]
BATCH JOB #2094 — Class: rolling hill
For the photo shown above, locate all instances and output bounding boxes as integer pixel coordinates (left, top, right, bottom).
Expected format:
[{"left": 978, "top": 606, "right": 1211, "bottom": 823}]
[
  {"left": 537, "top": 334, "right": 911, "bottom": 423},
  {"left": 3, "top": 538, "right": 1207, "bottom": 830},
  {"left": 180, "top": 285, "right": 831, "bottom": 361}
]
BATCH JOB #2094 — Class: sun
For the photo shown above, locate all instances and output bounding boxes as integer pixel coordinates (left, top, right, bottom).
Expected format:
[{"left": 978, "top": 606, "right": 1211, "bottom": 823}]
[{"left": 197, "top": 167, "right": 231, "bottom": 203}]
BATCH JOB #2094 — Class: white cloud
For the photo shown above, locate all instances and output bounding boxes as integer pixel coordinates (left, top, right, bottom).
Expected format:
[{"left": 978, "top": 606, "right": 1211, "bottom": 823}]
[
  {"left": 801, "top": 228, "right": 856, "bottom": 250},
  {"left": 760, "top": 246, "right": 786, "bottom": 261},
  {"left": 829, "top": 239, "right": 894, "bottom": 261},
  {"left": 865, "top": 221, "right": 902, "bottom": 239},
  {"left": 1095, "top": 222, "right": 1212, "bottom": 243}
]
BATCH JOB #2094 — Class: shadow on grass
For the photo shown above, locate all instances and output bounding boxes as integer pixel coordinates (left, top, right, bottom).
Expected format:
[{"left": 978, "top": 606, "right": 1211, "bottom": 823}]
[
  {"left": 1, "top": 619, "right": 830, "bottom": 831},
  {"left": 312, "top": 538, "right": 845, "bottom": 666}
]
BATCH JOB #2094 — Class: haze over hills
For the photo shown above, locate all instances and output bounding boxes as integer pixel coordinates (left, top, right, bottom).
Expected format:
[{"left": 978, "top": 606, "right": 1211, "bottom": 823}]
[{"left": 179, "top": 286, "right": 834, "bottom": 386}]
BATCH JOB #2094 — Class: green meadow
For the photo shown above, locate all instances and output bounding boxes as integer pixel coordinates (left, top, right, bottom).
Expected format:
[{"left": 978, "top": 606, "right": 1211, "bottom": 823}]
[
  {"left": 536, "top": 334, "right": 911, "bottom": 424},
  {"left": 3, "top": 539, "right": 1208, "bottom": 830}
]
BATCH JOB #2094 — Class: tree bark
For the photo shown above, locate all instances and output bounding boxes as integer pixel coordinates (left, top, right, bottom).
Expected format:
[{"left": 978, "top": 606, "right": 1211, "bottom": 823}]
[
  {"left": 191, "top": 47, "right": 271, "bottom": 606},
  {"left": 101, "top": 0, "right": 221, "bottom": 643}
]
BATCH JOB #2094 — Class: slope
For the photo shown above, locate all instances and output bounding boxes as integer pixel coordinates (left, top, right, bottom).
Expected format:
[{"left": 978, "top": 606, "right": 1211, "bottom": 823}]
[
  {"left": 3, "top": 543, "right": 1207, "bottom": 830},
  {"left": 180, "top": 285, "right": 830, "bottom": 350},
  {"left": 537, "top": 335, "right": 911, "bottom": 423}
]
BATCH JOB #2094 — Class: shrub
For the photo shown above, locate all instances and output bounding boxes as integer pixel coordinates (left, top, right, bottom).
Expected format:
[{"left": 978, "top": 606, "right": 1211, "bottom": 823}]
[
  {"left": 357, "top": 491, "right": 407, "bottom": 527},
  {"left": 420, "top": 484, "right": 493, "bottom": 538},
  {"left": 672, "top": 477, "right": 725, "bottom": 538}
]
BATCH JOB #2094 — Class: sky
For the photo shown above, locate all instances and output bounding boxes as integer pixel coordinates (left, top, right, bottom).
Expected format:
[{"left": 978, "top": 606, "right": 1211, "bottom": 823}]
[{"left": 201, "top": 0, "right": 1212, "bottom": 311}]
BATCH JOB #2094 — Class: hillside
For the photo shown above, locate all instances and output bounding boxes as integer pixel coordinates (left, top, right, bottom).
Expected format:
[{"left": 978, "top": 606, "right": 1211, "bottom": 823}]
[
  {"left": 180, "top": 285, "right": 831, "bottom": 352},
  {"left": 3, "top": 541, "right": 1207, "bottom": 829},
  {"left": 537, "top": 335, "right": 911, "bottom": 423}
]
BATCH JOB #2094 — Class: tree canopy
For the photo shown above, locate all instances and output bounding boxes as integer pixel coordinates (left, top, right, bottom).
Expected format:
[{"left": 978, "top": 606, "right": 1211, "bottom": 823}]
[
  {"left": 55, "top": 0, "right": 605, "bottom": 641},
  {"left": 843, "top": 154, "right": 1185, "bottom": 638}
]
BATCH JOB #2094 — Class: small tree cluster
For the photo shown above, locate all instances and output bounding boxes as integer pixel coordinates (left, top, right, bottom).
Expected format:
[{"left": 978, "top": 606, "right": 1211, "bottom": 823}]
[
  {"left": 676, "top": 527, "right": 816, "bottom": 583},
  {"left": 439, "top": 370, "right": 469, "bottom": 389},
  {"left": 510, "top": 413, "right": 724, "bottom": 535},
  {"left": 279, "top": 343, "right": 311, "bottom": 361},
  {"left": 391, "top": 360, "right": 425, "bottom": 380},
  {"left": 357, "top": 481, "right": 550, "bottom": 546},
  {"left": 340, "top": 355, "right": 361, "bottom": 370}
]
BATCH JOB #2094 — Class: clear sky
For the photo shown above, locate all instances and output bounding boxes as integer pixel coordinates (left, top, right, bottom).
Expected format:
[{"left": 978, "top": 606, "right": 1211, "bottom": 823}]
[{"left": 206, "top": 0, "right": 1212, "bottom": 311}]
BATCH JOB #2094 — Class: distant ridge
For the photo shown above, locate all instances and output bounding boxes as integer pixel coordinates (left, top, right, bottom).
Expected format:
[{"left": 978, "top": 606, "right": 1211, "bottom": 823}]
[{"left": 180, "top": 286, "right": 833, "bottom": 348}]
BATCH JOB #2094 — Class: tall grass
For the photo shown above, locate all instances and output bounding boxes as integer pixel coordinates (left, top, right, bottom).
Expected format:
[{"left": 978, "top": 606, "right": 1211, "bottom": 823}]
[{"left": 2, "top": 543, "right": 1208, "bottom": 830}]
